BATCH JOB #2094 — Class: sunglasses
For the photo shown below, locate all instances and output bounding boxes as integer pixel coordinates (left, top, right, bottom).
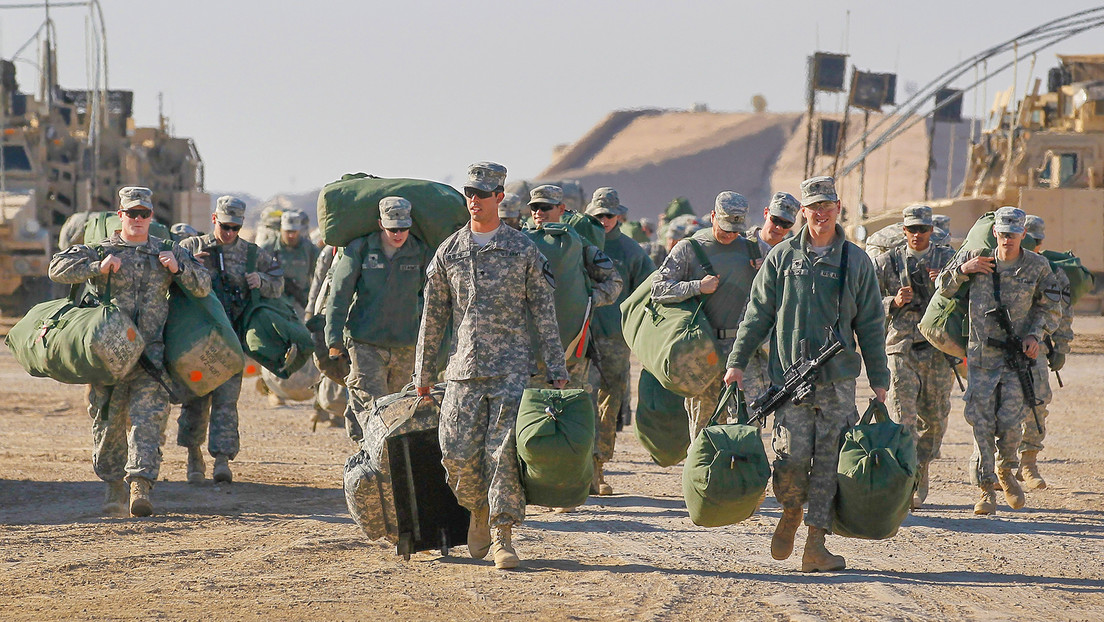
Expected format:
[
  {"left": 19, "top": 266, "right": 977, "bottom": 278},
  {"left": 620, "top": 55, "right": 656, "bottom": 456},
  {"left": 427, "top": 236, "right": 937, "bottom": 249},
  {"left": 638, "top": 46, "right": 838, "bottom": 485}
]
[
  {"left": 121, "top": 208, "right": 152, "bottom": 219},
  {"left": 596, "top": 213, "right": 618, "bottom": 220},
  {"left": 530, "top": 204, "right": 557, "bottom": 212},
  {"left": 218, "top": 221, "right": 242, "bottom": 232},
  {"left": 904, "top": 225, "right": 933, "bottom": 234},
  {"left": 384, "top": 227, "right": 410, "bottom": 233},
  {"left": 803, "top": 202, "right": 837, "bottom": 213},
  {"left": 768, "top": 215, "right": 794, "bottom": 229},
  {"left": 464, "top": 187, "right": 495, "bottom": 200}
]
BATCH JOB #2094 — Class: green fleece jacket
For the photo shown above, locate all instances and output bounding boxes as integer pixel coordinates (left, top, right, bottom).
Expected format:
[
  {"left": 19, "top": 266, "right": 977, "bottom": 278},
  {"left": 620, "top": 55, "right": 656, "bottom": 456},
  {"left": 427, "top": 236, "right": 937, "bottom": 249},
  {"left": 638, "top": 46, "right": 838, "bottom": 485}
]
[{"left": 727, "top": 223, "right": 890, "bottom": 389}]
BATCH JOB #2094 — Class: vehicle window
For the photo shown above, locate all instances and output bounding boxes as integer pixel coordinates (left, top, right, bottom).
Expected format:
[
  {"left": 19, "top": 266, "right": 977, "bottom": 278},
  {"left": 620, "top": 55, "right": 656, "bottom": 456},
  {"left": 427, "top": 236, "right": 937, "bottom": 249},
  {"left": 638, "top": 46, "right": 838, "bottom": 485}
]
[{"left": 1, "top": 145, "right": 31, "bottom": 171}]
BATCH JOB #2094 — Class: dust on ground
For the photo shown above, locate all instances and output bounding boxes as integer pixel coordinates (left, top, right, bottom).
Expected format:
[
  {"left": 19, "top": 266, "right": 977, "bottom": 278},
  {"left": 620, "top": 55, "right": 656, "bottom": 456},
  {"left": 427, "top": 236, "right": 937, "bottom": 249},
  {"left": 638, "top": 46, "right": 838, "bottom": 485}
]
[{"left": 2, "top": 320, "right": 1103, "bottom": 621}]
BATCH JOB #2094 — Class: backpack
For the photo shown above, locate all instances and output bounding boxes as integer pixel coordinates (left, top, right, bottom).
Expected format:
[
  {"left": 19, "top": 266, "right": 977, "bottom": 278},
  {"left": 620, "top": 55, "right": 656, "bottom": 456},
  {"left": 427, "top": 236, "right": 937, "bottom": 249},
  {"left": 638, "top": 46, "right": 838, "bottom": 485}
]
[
  {"left": 515, "top": 388, "right": 596, "bottom": 508},
  {"left": 1041, "top": 249, "right": 1094, "bottom": 304}
]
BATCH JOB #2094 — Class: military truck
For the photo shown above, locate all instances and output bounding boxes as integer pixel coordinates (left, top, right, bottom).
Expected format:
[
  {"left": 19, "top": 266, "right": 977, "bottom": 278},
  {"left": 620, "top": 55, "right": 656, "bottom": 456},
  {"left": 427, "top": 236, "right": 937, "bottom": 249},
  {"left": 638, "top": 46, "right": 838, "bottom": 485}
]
[{"left": 855, "top": 54, "right": 1104, "bottom": 276}]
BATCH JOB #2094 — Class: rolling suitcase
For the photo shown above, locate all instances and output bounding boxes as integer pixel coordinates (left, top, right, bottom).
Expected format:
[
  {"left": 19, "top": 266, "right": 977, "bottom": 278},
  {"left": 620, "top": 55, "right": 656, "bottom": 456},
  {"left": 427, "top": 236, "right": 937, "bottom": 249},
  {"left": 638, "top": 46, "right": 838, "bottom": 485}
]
[{"left": 344, "top": 384, "right": 469, "bottom": 559}]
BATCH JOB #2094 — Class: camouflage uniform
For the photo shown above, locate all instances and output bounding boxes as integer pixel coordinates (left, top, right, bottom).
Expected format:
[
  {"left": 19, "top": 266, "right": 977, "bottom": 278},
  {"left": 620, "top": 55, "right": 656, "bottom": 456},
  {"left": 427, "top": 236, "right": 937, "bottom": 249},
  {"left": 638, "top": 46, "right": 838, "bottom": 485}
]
[
  {"left": 935, "top": 232, "right": 1061, "bottom": 488},
  {"left": 177, "top": 231, "right": 283, "bottom": 460},
  {"left": 415, "top": 222, "right": 567, "bottom": 527},
  {"left": 874, "top": 237, "right": 957, "bottom": 465},
  {"left": 1021, "top": 259, "right": 1074, "bottom": 453},
  {"left": 49, "top": 232, "right": 210, "bottom": 484},
  {"left": 260, "top": 229, "right": 319, "bottom": 309}
]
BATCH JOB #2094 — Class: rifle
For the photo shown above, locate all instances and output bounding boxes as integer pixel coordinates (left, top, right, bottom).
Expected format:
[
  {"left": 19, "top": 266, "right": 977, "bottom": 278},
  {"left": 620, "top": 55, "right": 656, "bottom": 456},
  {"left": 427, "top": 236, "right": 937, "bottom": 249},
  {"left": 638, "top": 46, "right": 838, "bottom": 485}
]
[
  {"left": 1044, "top": 335, "right": 1064, "bottom": 388},
  {"left": 748, "top": 327, "right": 845, "bottom": 426},
  {"left": 984, "top": 303, "right": 1044, "bottom": 434},
  {"left": 895, "top": 249, "right": 963, "bottom": 390}
]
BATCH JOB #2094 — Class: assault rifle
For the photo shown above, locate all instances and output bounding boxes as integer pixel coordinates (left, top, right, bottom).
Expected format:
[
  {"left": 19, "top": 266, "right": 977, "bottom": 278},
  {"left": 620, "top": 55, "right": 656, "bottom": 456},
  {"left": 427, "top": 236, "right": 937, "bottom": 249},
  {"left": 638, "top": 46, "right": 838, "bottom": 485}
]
[
  {"left": 748, "top": 327, "right": 845, "bottom": 426},
  {"left": 895, "top": 251, "right": 964, "bottom": 390},
  {"left": 984, "top": 305, "right": 1044, "bottom": 434}
]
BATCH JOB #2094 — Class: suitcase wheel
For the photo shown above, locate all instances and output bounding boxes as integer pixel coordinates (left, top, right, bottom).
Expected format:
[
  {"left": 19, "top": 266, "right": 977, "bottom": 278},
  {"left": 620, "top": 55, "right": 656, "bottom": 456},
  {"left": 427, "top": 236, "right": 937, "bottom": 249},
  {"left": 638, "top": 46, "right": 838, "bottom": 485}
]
[{"left": 397, "top": 533, "right": 412, "bottom": 561}]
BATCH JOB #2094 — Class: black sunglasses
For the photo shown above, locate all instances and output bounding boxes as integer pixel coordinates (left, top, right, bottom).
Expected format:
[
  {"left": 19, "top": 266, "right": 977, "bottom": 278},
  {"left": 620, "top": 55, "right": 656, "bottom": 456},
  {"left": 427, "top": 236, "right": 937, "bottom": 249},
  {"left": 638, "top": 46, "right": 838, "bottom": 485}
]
[
  {"left": 768, "top": 215, "right": 794, "bottom": 229},
  {"left": 464, "top": 187, "right": 494, "bottom": 200},
  {"left": 596, "top": 213, "right": 618, "bottom": 220},
  {"left": 530, "top": 204, "right": 557, "bottom": 212},
  {"left": 218, "top": 221, "right": 242, "bottom": 232},
  {"left": 121, "top": 208, "right": 152, "bottom": 219},
  {"left": 904, "top": 225, "right": 933, "bottom": 234},
  {"left": 384, "top": 227, "right": 410, "bottom": 233}
]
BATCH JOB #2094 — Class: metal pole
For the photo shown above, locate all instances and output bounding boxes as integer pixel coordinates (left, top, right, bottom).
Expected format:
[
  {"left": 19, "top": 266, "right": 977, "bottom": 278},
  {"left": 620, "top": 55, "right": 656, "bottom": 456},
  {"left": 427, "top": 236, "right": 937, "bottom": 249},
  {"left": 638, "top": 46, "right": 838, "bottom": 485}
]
[
  {"left": 803, "top": 56, "right": 815, "bottom": 178},
  {"left": 858, "top": 110, "right": 869, "bottom": 219},
  {"left": 832, "top": 68, "right": 856, "bottom": 178},
  {"left": 925, "top": 114, "right": 936, "bottom": 201},
  {"left": 946, "top": 118, "right": 956, "bottom": 198}
]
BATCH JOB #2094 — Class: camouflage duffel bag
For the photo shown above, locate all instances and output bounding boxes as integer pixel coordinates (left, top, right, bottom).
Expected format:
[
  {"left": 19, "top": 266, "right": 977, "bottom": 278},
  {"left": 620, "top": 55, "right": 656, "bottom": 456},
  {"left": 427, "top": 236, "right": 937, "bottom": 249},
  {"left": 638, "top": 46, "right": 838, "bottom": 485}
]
[
  {"left": 5, "top": 278, "right": 145, "bottom": 385},
  {"left": 164, "top": 283, "right": 244, "bottom": 399},
  {"left": 516, "top": 388, "right": 595, "bottom": 508}
]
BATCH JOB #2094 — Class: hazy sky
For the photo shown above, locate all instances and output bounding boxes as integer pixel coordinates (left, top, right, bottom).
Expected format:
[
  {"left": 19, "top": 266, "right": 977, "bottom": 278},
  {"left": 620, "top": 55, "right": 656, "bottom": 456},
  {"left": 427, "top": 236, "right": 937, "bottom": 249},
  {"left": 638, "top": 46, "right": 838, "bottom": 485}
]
[{"left": 1, "top": 0, "right": 1101, "bottom": 199}]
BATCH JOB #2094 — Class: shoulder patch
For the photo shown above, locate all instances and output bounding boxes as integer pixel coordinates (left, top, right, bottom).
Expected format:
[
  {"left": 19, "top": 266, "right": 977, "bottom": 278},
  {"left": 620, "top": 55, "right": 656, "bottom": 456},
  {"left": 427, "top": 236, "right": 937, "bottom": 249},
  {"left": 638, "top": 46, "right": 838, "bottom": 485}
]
[
  {"left": 593, "top": 249, "right": 614, "bottom": 270},
  {"left": 542, "top": 260, "right": 556, "bottom": 288}
]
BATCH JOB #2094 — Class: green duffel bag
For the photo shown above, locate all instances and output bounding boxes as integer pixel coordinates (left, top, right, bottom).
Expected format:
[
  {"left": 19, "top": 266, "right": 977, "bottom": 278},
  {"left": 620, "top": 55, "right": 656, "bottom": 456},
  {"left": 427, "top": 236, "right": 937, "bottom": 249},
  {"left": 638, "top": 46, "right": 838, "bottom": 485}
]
[
  {"left": 82, "top": 211, "right": 171, "bottom": 244},
  {"left": 620, "top": 271, "right": 721, "bottom": 398},
  {"left": 1041, "top": 249, "right": 1094, "bottom": 304},
  {"left": 563, "top": 211, "right": 605, "bottom": 251},
  {"left": 234, "top": 245, "right": 313, "bottom": 379},
  {"left": 682, "top": 384, "right": 771, "bottom": 527},
  {"left": 164, "top": 282, "right": 244, "bottom": 399},
  {"left": 5, "top": 276, "right": 145, "bottom": 385},
  {"left": 634, "top": 369, "right": 691, "bottom": 467},
  {"left": 316, "top": 174, "right": 468, "bottom": 248},
  {"left": 515, "top": 388, "right": 595, "bottom": 508},
  {"left": 620, "top": 220, "right": 649, "bottom": 243},
  {"left": 832, "top": 399, "right": 918, "bottom": 540}
]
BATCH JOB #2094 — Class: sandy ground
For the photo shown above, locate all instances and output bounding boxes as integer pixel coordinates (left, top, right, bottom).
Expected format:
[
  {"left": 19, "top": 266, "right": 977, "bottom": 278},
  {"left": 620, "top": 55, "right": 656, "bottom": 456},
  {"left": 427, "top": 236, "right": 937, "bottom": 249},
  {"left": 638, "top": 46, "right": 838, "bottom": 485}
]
[{"left": 2, "top": 320, "right": 1103, "bottom": 621}]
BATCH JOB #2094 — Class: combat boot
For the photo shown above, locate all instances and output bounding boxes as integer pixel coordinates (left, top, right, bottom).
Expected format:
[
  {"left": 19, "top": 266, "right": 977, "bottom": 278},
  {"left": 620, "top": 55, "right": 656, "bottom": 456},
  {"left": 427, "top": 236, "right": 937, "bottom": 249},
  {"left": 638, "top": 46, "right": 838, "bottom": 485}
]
[
  {"left": 186, "top": 447, "right": 205, "bottom": 484},
  {"left": 490, "top": 523, "right": 520, "bottom": 569},
  {"left": 467, "top": 506, "right": 491, "bottom": 560},
  {"left": 800, "top": 526, "right": 846, "bottom": 572},
  {"left": 1018, "top": 450, "right": 1047, "bottom": 490},
  {"left": 102, "top": 480, "right": 129, "bottom": 516},
  {"left": 771, "top": 506, "right": 803, "bottom": 560},
  {"left": 997, "top": 468, "right": 1026, "bottom": 509},
  {"left": 593, "top": 458, "right": 613, "bottom": 496},
  {"left": 911, "top": 462, "right": 930, "bottom": 510},
  {"left": 212, "top": 455, "right": 233, "bottom": 483},
  {"left": 267, "top": 392, "right": 285, "bottom": 407},
  {"left": 129, "top": 478, "right": 153, "bottom": 517},
  {"left": 974, "top": 482, "right": 997, "bottom": 515}
]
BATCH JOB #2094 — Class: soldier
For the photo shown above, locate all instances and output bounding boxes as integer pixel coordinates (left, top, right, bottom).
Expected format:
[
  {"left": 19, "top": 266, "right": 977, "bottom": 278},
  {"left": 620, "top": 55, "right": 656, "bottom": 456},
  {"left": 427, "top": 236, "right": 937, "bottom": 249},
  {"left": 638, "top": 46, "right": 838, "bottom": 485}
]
[
  {"left": 327, "top": 197, "right": 429, "bottom": 440},
  {"left": 414, "top": 162, "right": 568, "bottom": 570},
  {"left": 873, "top": 205, "right": 957, "bottom": 510},
  {"left": 498, "top": 192, "right": 524, "bottom": 230},
  {"left": 585, "top": 187, "right": 655, "bottom": 496},
  {"left": 49, "top": 187, "right": 211, "bottom": 516},
  {"left": 307, "top": 243, "right": 347, "bottom": 428},
  {"left": 742, "top": 192, "right": 801, "bottom": 403},
  {"left": 645, "top": 214, "right": 701, "bottom": 269},
  {"left": 935, "top": 206, "right": 1060, "bottom": 515},
  {"left": 170, "top": 223, "right": 201, "bottom": 243},
  {"left": 725, "top": 176, "right": 889, "bottom": 572},
  {"left": 652, "top": 192, "right": 759, "bottom": 438},
  {"left": 1018, "top": 215, "right": 1073, "bottom": 490},
  {"left": 261, "top": 209, "right": 319, "bottom": 312},
  {"left": 177, "top": 196, "right": 284, "bottom": 485}
]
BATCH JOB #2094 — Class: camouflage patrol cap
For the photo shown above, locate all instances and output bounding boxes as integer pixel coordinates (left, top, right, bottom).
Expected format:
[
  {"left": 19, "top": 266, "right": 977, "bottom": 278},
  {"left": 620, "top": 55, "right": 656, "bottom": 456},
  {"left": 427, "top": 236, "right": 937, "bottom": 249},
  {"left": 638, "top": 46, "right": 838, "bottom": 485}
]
[
  {"left": 170, "top": 222, "right": 200, "bottom": 240},
  {"left": 766, "top": 192, "right": 800, "bottom": 223},
  {"left": 587, "top": 187, "right": 622, "bottom": 216},
  {"left": 932, "top": 214, "right": 951, "bottom": 231},
  {"left": 800, "top": 175, "right": 838, "bottom": 206},
  {"left": 528, "top": 184, "right": 564, "bottom": 206},
  {"left": 902, "top": 204, "right": 933, "bottom": 228},
  {"left": 215, "top": 195, "right": 247, "bottom": 225},
  {"left": 931, "top": 227, "right": 950, "bottom": 246},
  {"left": 498, "top": 192, "right": 523, "bottom": 218},
  {"left": 993, "top": 206, "right": 1026, "bottom": 235},
  {"left": 119, "top": 186, "right": 153, "bottom": 210},
  {"left": 666, "top": 214, "right": 702, "bottom": 242},
  {"left": 464, "top": 161, "right": 507, "bottom": 193},
  {"left": 281, "top": 209, "right": 310, "bottom": 232},
  {"left": 1025, "top": 215, "right": 1045, "bottom": 240},
  {"left": 713, "top": 191, "right": 749, "bottom": 233},
  {"left": 379, "top": 196, "right": 413, "bottom": 228}
]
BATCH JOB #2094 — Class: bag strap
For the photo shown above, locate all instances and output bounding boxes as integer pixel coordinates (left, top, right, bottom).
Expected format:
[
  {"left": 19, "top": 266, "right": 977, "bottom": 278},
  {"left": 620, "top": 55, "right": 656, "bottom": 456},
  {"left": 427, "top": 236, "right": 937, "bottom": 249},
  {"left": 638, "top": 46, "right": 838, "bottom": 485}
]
[
  {"left": 859, "top": 397, "right": 889, "bottom": 425},
  {"left": 708, "top": 383, "right": 750, "bottom": 427},
  {"left": 835, "top": 241, "right": 850, "bottom": 329},
  {"left": 745, "top": 235, "right": 762, "bottom": 264},
  {"left": 86, "top": 243, "right": 113, "bottom": 304},
  {"left": 687, "top": 238, "right": 716, "bottom": 277},
  {"left": 992, "top": 270, "right": 1003, "bottom": 306},
  {"left": 245, "top": 243, "right": 260, "bottom": 305}
]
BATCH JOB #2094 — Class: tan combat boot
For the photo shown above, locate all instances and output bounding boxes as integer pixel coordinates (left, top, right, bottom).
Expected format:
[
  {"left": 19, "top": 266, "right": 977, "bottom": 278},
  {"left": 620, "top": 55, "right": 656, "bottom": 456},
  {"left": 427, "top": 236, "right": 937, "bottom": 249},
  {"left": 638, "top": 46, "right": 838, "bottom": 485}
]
[
  {"left": 212, "top": 455, "right": 233, "bottom": 483},
  {"left": 974, "top": 482, "right": 997, "bottom": 515},
  {"left": 800, "top": 526, "right": 846, "bottom": 572},
  {"left": 186, "top": 447, "right": 205, "bottom": 484},
  {"left": 490, "top": 523, "right": 520, "bottom": 569},
  {"left": 593, "top": 458, "right": 613, "bottom": 496},
  {"left": 911, "top": 462, "right": 930, "bottom": 510},
  {"left": 130, "top": 478, "right": 153, "bottom": 517},
  {"left": 770, "top": 506, "right": 803, "bottom": 560},
  {"left": 1018, "top": 450, "right": 1047, "bottom": 490},
  {"left": 467, "top": 506, "right": 491, "bottom": 560},
  {"left": 102, "top": 480, "right": 129, "bottom": 516},
  {"left": 997, "top": 468, "right": 1026, "bottom": 509}
]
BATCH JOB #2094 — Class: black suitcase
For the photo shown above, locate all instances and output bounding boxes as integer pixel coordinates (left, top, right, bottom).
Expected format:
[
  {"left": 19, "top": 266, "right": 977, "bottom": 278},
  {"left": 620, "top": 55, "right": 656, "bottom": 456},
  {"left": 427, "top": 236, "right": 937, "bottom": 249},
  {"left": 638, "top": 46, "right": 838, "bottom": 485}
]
[{"left": 343, "top": 384, "right": 469, "bottom": 559}]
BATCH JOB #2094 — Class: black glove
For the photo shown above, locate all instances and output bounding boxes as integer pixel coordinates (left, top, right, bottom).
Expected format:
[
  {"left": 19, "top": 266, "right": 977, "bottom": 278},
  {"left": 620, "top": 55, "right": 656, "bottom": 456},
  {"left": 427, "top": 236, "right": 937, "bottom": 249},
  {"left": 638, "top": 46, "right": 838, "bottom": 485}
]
[{"left": 1048, "top": 351, "right": 1066, "bottom": 372}]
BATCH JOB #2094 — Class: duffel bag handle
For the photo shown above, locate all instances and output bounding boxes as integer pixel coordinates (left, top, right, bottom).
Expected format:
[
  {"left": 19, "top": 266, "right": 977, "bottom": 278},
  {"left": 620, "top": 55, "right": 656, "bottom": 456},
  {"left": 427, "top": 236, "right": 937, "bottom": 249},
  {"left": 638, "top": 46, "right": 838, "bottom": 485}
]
[
  {"left": 708, "top": 382, "right": 750, "bottom": 427},
  {"left": 859, "top": 397, "right": 889, "bottom": 425}
]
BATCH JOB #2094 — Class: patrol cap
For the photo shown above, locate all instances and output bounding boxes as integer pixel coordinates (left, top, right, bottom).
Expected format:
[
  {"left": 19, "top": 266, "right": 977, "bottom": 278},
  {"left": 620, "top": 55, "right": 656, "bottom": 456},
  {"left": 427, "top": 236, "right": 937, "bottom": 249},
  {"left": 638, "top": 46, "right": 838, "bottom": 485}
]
[
  {"left": 932, "top": 214, "right": 951, "bottom": 231},
  {"left": 766, "top": 192, "right": 800, "bottom": 223},
  {"left": 931, "top": 227, "right": 950, "bottom": 246},
  {"left": 902, "top": 204, "right": 934, "bottom": 228},
  {"left": 1025, "top": 215, "right": 1045, "bottom": 240},
  {"left": 215, "top": 195, "right": 247, "bottom": 225},
  {"left": 800, "top": 175, "right": 838, "bottom": 206},
  {"left": 666, "top": 214, "right": 701, "bottom": 242},
  {"left": 170, "top": 222, "right": 199, "bottom": 239},
  {"left": 992, "top": 206, "right": 1026, "bottom": 235},
  {"left": 528, "top": 184, "right": 564, "bottom": 206},
  {"left": 713, "top": 191, "right": 749, "bottom": 233},
  {"left": 587, "top": 187, "right": 622, "bottom": 216},
  {"left": 280, "top": 209, "right": 310, "bottom": 232},
  {"left": 498, "top": 192, "right": 523, "bottom": 218},
  {"left": 464, "top": 161, "right": 507, "bottom": 193},
  {"left": 119, "top": 186, "right": 153, "bottom": 210},
  {"left": 379, "top": 196, "right": 413, "bottom": 228}
]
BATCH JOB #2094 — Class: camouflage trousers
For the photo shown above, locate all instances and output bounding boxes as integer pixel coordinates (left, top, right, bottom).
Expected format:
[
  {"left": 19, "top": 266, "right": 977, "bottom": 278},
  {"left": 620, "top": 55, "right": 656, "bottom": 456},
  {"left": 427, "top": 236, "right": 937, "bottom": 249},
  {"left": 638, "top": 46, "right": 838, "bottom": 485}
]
[
  {"left": 177, "top": 372, "right": 243, "bottom": 459},
  {"left": 687, "top": 337, "right": 735, "bottom": 439},
  {"left": 1019, "top": 361, "right": 1053, "bottom": 453},
  {"left": 88, "top": 369, "right": 171, "bottom": 484},
  {"left": 592, "top": 336, "right": 630, "bottom": 463},
  {"left": 962, "top": 365, "right": 1027, "bottom": 487},
  {"left": 771, "top": 379, "right": 857, "bottom": 530},
  {"left": 345, "top": 341, "right": 415, "bottom": 438},
  {"left": 742, "top": 346, "right": 772, "bottom": 409},
  {"left": 438, "top": 374, "right": 527, "bottom": 527},
  {"left": 886, "top": 346, "right": 954, "bottom": 465}
]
